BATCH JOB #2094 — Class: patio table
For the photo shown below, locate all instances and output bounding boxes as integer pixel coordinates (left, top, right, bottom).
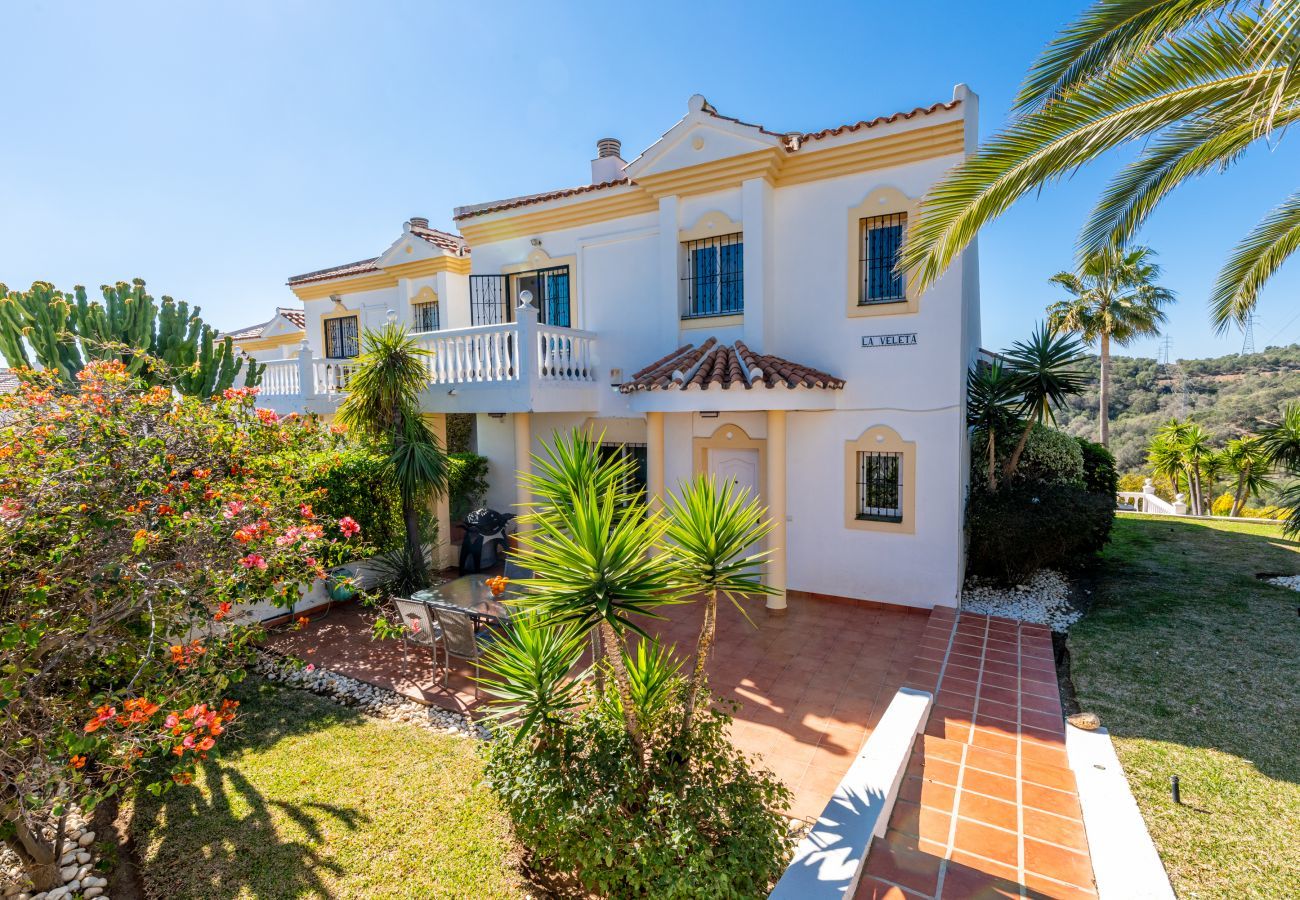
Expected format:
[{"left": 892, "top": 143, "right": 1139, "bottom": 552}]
[{"left": 412, "top": 574, "right": 513, "bottom": 627}]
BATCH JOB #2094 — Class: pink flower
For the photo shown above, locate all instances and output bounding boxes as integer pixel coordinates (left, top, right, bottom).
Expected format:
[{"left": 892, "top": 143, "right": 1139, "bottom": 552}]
[
  {"left": 305, "top": 664, "right": 315, "bottom": 672},
  {"left": 275, "top": 527, "right": 302, "bottom": 547},
  {"left": 338, "top": 516, "right": 361, "bottom": 538},
  {"left": 240, "top": 553, "right": 268, "bottom": 570},
  {"left": 222, "top": 500, "right": 245, "bottom": 520},
  {"left": 255, "top": 408, "right": 280, "bottom": 426},
  {"left": 0, "top": 498, "right": 21, "bottom": 521}
]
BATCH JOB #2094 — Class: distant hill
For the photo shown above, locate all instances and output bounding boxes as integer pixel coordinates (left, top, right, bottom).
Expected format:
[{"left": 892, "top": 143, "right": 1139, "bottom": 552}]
[{"left": 1053, "top": 344, "right": 1300, "bottom": 473}]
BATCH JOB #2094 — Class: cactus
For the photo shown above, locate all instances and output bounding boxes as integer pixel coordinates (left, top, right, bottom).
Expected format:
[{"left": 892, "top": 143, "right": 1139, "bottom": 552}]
[{"left": 0, "top": 278, "right": 265, "bottom": 398}]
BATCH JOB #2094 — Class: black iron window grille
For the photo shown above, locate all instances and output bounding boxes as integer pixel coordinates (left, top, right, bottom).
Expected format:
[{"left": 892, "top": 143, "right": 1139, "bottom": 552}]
[
  {"left": 412, "top": 300, "right": 440, "bottom": 332},
  {"left": 323, "top": 315, "right": 360, "bottom": 358},
  {"left": 470, "top": 267, "right": 572, "bottom": 327},
  {"left": 859, "top": 212, "right": 907, "bottom": 304},
  {"left": 682, "top": 233, "right": 743, "bottom": 318},
  {"left": 856, "top": 451, "right": 903, "bottom": 522},
  {"left": 470, "top": 275, "right": 510, "bottom": 326},
  {"left": 599, "top": 442, "right": 649, "bottom": 506}
]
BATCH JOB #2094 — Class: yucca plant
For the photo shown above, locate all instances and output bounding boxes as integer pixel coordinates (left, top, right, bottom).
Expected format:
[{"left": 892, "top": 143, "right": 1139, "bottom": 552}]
[
  {"left": 337, "top": 324, "right": 447, "bottom": 591},
  {"left": 663, "top": 477, "right": 774, "bottom": 745},
  {"left": 599, "top": 638, "right": 683, "bottom": 736},
  {"left": 1001, "top": 324, "right": 1089, "bottom": 479},
  {"left": 1219, "top": 436, "right": 1274, "bottom": 517},
  {"left": 509, "top": 434, "right": 682, "bottom": 764},
  {"left": 477, "top": 614, "right": 589, "bottom": 744},
  {"left": 901, "top": 1, "right": 1300, "bottom": 334},
  {"left": 966, "top": 358, "right": 1025, "bottom": 490}
]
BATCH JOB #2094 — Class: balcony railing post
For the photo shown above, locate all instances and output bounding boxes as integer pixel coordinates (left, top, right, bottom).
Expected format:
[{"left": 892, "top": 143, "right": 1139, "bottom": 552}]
[
  {"left": 297, "top": 341, "right": 316, "bottom": 400},
  {"left": 515, "top": 299, "right": 538, "bottom": 382}
]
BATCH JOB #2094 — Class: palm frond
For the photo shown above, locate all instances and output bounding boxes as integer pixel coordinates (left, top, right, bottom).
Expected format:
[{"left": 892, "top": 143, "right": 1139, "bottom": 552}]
[
  {"left": 1015, "top": 0, "right": 1231, "bottom": 111},
  {"left": 1210, "top": 190, "right": 1300, "bottom": 330},
  {"left": 477, "top": 614, "right": 589, "bottom": 741}
]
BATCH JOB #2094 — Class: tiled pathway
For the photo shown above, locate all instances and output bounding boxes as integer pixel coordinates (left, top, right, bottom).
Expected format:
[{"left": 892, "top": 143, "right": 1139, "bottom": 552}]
[{"left": 857, "top": 608, "right": 1096, "bottom": 899}]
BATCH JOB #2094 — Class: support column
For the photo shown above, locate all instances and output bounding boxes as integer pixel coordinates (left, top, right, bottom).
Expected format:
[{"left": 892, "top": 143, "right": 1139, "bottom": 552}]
[
  {"left": 646, "top": 412, "right": 665, "bottom": 510},
  {"left": 766, "top": 409, "right": 788, "bottom": 611},
  {"left": 424, "top": 413, "right": 453, "bottom": 571},
  {"left": 514, "top": 412, "right": 532, "bottom": 518}
]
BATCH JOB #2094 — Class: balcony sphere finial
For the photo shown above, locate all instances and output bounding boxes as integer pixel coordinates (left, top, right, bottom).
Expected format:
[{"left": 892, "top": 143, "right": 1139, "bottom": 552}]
[
  {"left": 518, "top": 289, "right": 535, "bottom": 309},
  {"left": 386, "top": 308, "right": 398, "bottom": 323}
]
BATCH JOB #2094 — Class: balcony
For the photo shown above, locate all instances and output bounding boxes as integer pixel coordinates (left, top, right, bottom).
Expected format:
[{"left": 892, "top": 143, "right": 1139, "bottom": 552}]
[{"left": 257, "top": 305, "right": 601, "bottom": 416}]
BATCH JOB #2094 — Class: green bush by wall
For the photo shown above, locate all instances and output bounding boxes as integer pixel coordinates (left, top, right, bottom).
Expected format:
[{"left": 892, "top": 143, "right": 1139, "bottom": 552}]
[
  {"left": 447, "top": 452, "right": 490, "bottom": 523},
  {"left": 302, "top": 446, "right": 405, "bottom": 555}
]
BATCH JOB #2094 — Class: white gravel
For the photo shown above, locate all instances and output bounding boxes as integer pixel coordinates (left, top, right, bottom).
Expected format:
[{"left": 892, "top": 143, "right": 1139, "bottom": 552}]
[
  {"left": 1, "top": 809, "right": 108, "bottom": 900},
  {"left": 1265, "top": 574, "right": 1300, "bottom": 592},
  {"left": 961, "top": 569, "right": 1083, "bottom": 631}
]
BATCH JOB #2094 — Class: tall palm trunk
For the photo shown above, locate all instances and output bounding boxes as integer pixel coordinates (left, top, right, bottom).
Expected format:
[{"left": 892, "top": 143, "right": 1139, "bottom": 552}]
[
  {"left": 985, "top": 428, "right": 998, "bottom": 490},
  {"left": 1098, "top": 333, "right": 1111, "bottom": 446},
  {"left": 600, "top": 621, "right": 646, "bottom": 765},
  {"left": 679, "top": 589, "right": 717, "bottom": 737}
]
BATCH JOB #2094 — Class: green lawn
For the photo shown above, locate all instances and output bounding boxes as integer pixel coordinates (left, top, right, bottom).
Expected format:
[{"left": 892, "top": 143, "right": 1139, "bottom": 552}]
[
  {"left": 1070, "top": 514, "right": 1300, "bottom": 899},
  {"left": 128, "top": 678, "right": 526, "bottom": 899}
]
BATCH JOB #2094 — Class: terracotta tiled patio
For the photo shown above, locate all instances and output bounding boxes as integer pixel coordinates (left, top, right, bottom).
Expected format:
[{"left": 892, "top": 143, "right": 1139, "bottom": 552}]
[{"left": 265, "top": 594, "right": 1098, "bottom": 897}]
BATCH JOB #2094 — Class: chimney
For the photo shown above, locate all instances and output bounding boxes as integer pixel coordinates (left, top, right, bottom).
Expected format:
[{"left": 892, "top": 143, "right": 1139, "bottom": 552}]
[
  {"left": 590, "top": 138, "right": 625, "bottom": 185},
  {"left": 408, "top": 216, "right": 429, "bottom": 229}
]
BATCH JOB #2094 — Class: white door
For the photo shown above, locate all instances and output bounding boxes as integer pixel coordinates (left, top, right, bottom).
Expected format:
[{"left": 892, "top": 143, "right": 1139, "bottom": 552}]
[{"left": 707, "top": 447, "right": 761, "bottom": 501}]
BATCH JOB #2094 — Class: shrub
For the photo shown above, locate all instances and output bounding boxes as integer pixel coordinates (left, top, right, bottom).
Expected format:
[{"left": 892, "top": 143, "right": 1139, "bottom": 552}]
[
  {"left": 1076, "top": 438, "right": 1118, "bottom": 498},
  {"left": 967, "top": 480, "right": 1115, "bottom": 583},
  {"left": 445, "top": 412, "right": 475, "bottom": 453},
  {"left": 481, "top": 686, "right": 791, "bottom": 899},
  {"left": 1211, "top": 492, "right": 1236, "bottom": 517},
  {"left": 302, "top": 445, "right": 405, "bottom": 555},
  {"left": 1001, "top": 424, "right": 1085, "bottom": 485},
  {"left": 447, "top": 452, "right": 490, "bottom": 522}
]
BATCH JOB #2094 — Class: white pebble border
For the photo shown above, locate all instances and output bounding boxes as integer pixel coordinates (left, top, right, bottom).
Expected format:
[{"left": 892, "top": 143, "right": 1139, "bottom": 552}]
[
  {"left": 961, "top": 569, "right": 1083, "bottom": 631},
  {"left": 1265, "top": 574, "right": 1300, "bottom": 592},
  {"left": 254, "top": 652, "right": 488, "bottom": 739},
  {"left": 1, "top": 808, "right": 109, "bottom": 900}
]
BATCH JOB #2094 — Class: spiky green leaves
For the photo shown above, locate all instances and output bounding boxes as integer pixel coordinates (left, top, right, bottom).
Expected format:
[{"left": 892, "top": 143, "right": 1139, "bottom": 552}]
[{"left": 477, "top": 614, "right": 590, "bottom": 741}]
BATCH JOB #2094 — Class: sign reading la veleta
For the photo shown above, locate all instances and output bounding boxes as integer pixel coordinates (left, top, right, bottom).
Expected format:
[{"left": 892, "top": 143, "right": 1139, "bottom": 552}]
[{"left": 860, "top": 333, "right": 918, "bottom": 348}]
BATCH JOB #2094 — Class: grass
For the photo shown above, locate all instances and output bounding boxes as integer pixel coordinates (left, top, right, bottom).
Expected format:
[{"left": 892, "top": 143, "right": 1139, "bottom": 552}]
[
  {"left": 128, "top": 677, "right": 526, "bottom": 899},
  {"left": 1069, "top": 514, "right": 1300, "bottom": 899}
]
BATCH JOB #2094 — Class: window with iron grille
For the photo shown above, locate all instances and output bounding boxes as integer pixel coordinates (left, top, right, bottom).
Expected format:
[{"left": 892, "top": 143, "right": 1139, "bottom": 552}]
[
  {"left": 412, "top": 300, "right": 440, "bottom": 332},
  {"left": 859, "top": 212, "right": 906, "bottom": 304},
  {"left": 681, "top": 233, "right": 743, "bottom": 318},
  {"left": 855, "top": 451, "right": 903, "bottom": 522},
  {"left": 470, "top": 267, "right": 572, "bottom": 327},
  {"left": 470, "top": 275, "right": 510, "bottom": 326},
  {"left": 323, "top": 315, "right": 360, "bottom": 359},
  {"left": 598, "top": 442, "right": 648, "bottom": 504}
]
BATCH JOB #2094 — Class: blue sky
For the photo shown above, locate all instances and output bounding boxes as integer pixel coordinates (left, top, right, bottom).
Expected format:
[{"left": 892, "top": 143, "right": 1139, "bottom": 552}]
[{"left": 3, "top": 0, "right": 1298, "bottom": 361}]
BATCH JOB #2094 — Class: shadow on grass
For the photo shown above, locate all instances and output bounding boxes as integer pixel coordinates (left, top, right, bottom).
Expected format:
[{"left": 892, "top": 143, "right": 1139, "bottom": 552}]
[
  {"left": 127, "top": 679, "right": 373, "bottom": 899},
  {"left": 1073, "top": 515, "right": 1300, "bottom": 784}
]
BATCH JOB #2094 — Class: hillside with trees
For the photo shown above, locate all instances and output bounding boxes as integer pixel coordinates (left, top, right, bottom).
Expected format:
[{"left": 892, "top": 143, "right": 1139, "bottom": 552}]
[{"left": 1054, "top": 343, "right": 1300, "bottom": 475}]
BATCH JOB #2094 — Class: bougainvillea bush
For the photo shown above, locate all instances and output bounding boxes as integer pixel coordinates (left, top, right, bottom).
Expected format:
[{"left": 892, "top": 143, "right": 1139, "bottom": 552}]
[{"left": 0, "top": 363, "right": 364, "bottom": 890}]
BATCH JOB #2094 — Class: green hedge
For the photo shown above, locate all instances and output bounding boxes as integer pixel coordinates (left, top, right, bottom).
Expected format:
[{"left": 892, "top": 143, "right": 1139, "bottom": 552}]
[
  {"left": 302, "top": 446, "right": 405, "bottom": 555},
  {"left": 447, "top": 453, "right": 489, "bottom": 523}
]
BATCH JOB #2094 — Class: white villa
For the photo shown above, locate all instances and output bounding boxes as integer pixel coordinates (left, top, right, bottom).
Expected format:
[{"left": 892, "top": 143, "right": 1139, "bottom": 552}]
[{"left": 259, "top": 86, "right": 982, "bottom": 611}]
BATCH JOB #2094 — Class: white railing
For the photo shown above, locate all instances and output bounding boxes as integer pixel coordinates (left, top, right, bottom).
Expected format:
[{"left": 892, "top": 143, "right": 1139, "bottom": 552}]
[
  {"left": 1118, "top": 480, "right": 1186, "bottom": 515},
  {"left": 537, "top": 325, "right": 597, "bottom": 383},
  {"left": 414, "top": 322, "right": 519, "bottom": 384},
  {"left": 259, "top": 359, "right": 300, "bottom": 396},
  {"left": 314, "top": 359, "right": 360, "bottom": 396}
]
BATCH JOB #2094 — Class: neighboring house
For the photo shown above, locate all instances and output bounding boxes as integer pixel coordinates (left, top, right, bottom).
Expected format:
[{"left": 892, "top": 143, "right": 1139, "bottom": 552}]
[
  {"left": 227, "top": 307, "right": 307, "bottom": 361},
  {"left": 264, "top": 86, "right": 982, "bottom": 610}
]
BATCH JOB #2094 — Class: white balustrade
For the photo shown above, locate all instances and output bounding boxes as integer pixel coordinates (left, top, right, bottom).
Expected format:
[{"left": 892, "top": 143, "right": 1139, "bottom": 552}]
[
  {"left": 313, "top": 359, "right": 360, "bottom": 396},
  {"left": 414, "top": 323, "right": 519, "bottom": 384},
  {"left": 536, "top": 326, "right": 597, "bottom": 383},
  {"left": 1117, "top": 491, "right": 1180, "bottom": 515},
  {"left": 258, "top": 359, "right": 300, "bottom": 396}
]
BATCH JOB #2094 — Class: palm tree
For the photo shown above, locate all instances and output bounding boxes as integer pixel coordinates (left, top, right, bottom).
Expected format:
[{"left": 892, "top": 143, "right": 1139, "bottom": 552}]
[
  {"left": 1048, "top": 246, "right": 1175, "bottom": 446},
  {"left": 663, "top": 477, "right": 774, "bottom": 747},
  {"left": 337, "top": 324, "right": 448, "bottom": 591},
  {"left": 966, "top": 358, "right": 1024, "bottom": 490},
  {"left": 1259, "top": 402, "right": 1300, "bottom": 470},
  {"left": 1220, "top": 437, "right": 1274, "bottom": 516},
  {"left": 899, "top": 2, "right": 1300, "bottom": 333},
  {"left": 1146, "top": 431, "right": 1187, "bottom": 500},
  {"left": 1151, "top": 418, "right": 1215, "bottom": 515},
  {"left": 1001, "top": 324, "right": 1089, "bottom": 479}
]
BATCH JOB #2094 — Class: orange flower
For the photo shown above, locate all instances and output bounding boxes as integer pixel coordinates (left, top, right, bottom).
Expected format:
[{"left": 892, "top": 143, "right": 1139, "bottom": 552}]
[
  {"left": 70, "top": 755, "right": 86, "bottom": 769},
  {"left": 197, "top": 736, "right": 216, "bottom": 751},
  {"left": 214, "top": 601, "right": 232, "bottom": 622}
]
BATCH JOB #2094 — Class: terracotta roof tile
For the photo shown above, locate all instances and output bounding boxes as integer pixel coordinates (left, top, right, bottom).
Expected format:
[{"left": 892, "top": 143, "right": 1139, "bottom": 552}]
[
  {"left": 410, "top": 224, "right": 469, "bottom": 255},
  {"left": 454, "top": 178, "right": 632, "bottom": 221},
  {"left": 619, "top": 338, "right": 843, "bottom": 393},
  {"left": 287, "top": 257, "right": 381, "bottom": 287},
  {"left": 277, "top": 307, "right": 306, "bottom": 329},
  {"left": 228, "top": 307, "right": 308, "bottom": 341},
  {"left": 796, "top": 100, "right": 962, "bottom": 146}
]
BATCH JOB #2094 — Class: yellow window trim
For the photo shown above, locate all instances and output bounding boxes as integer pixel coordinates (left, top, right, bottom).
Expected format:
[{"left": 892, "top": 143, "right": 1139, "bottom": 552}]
[
  {"left": 844, "top": 425, "right": 915, "bottom": 534},
  {"left": 846, "top": 186, "right": 920, "bottom": 318}
]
